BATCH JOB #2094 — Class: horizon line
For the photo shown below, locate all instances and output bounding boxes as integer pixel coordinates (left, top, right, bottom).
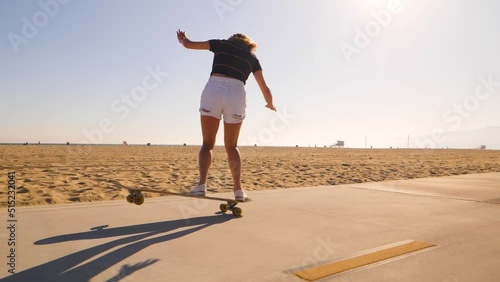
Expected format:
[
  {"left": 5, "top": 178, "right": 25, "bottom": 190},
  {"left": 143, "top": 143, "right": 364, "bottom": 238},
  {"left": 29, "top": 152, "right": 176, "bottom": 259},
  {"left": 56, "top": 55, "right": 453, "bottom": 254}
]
[{"left": 0, "top": 142, "right": 497, "bottom": 150}]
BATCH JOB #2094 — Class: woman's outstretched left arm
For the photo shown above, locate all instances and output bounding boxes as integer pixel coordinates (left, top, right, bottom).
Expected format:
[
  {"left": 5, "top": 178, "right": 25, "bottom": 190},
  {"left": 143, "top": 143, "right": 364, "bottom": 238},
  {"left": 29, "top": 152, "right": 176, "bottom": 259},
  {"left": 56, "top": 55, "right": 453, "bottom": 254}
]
[{"left": 177, "top": 29, "right": 209, "bottom": 50}]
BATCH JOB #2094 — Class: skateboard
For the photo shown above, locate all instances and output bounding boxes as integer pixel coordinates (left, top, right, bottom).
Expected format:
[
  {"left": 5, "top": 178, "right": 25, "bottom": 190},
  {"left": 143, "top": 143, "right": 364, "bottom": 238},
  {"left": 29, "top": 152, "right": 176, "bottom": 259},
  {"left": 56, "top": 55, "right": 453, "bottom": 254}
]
[{"left": 110, "top": 180, "right": 245, "bottom": 216}]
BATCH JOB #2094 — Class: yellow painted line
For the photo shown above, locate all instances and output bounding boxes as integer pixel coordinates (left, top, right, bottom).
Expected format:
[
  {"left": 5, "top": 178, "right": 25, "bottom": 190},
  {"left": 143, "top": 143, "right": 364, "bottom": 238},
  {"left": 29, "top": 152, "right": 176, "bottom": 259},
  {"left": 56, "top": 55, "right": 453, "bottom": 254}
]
[{"left": 294, "top": 241, "right": 435, "bottom": 281}]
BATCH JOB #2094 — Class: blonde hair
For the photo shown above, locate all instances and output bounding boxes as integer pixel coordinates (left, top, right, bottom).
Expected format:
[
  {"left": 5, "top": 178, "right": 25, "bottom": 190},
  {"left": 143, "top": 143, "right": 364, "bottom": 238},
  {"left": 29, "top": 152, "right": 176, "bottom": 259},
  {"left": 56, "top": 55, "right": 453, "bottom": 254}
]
[{"left": 228, "top": 33, "right": 258, "bottom": 51}]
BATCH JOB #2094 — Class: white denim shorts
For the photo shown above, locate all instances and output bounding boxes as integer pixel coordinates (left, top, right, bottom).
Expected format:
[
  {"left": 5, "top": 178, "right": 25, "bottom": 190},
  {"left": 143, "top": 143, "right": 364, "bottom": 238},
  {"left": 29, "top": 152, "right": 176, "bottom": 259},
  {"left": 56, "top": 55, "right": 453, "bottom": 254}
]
[{"left": 199, "top": 76, "right": 247, "bottom": 124}]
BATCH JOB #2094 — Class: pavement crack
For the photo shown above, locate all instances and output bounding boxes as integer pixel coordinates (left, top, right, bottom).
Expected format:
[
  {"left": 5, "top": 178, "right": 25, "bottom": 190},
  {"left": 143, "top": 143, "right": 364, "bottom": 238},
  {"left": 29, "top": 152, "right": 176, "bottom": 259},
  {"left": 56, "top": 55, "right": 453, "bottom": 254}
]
[{"left": 347, "top": 186, "right": 500, "bottom": 206}]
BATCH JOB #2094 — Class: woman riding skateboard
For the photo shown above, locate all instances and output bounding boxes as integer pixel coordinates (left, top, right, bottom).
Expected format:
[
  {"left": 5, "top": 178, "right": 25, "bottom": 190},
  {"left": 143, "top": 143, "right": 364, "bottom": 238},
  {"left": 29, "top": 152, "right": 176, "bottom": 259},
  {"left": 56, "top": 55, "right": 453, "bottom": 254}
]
[{"left": 176, "top": 30, "right": 276, "bottom": 202}]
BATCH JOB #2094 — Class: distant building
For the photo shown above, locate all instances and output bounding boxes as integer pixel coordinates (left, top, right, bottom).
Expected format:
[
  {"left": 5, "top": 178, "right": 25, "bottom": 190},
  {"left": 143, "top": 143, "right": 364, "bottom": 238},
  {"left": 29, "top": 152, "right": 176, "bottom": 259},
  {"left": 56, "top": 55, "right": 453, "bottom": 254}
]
[{"left": 329, "top": 141, "right": 345, "bottom": 148}]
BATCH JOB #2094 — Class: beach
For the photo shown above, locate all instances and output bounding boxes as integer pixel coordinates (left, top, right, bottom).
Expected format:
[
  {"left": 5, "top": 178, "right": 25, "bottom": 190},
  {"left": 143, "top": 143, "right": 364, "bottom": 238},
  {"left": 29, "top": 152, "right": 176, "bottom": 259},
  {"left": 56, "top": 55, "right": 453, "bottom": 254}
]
[{"left": 1, "top": 145, "right": 499, "bottom": 207}]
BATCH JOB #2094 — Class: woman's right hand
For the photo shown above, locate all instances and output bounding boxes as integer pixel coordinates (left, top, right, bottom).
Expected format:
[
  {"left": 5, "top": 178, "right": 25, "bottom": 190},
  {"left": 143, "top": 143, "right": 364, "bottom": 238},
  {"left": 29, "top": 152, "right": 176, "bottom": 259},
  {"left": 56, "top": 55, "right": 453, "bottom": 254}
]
[
  {"left": 265, "top": 104, "right": 277, "bottom": 111},
  {"left": 253, "top": 70, "right": 276, "bottom": 112}
]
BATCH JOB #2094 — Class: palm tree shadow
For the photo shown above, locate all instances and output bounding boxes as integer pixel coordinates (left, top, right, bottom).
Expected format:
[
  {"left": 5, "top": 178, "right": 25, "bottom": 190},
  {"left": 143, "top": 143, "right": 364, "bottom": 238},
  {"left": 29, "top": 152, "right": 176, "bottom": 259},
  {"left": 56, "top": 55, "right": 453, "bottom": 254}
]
[
  {"left": 104, "top": 259, "right": 159, "bottom": 282},
  {"left": 0, "top": 215, "right": 234, "bottom": 282}
]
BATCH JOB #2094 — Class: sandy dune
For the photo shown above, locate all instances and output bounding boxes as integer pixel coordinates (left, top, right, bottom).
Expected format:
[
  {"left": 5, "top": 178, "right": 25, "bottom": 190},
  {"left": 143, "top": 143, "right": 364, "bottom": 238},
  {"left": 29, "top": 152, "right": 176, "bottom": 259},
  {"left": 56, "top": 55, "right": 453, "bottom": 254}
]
[{"left": 0, "top": 145, "right": 499, "bottom": 207}]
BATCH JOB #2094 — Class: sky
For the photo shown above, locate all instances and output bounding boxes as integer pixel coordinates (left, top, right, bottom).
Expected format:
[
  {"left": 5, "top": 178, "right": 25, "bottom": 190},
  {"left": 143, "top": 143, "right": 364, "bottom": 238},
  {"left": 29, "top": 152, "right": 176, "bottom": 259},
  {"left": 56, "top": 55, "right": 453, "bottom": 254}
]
[{"left": 1, "top": 0, "right": 499, "bottom": 148}]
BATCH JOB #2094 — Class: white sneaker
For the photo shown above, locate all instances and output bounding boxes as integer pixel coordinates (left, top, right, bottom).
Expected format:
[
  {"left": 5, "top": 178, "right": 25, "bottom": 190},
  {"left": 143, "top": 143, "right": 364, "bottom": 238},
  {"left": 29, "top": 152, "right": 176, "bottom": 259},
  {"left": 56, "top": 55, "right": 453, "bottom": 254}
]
[
  {"left": 234, "top": 190, "right": 252, "bottom": 202},
  {"left": 188, "top": 184, "right": 207, "bottom": 196}
]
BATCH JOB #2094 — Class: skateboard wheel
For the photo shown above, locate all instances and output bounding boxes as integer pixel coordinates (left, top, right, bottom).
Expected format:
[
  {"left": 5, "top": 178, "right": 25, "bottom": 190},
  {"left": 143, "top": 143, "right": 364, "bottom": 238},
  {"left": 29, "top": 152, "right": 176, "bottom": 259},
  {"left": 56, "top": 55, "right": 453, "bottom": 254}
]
[
  {"left": 134, "top": 195, "right": 145, "bottom": 205},
  {"left": 232, "top": 207, "right": 242, "bottom": 216},
  {"left": 126, "top": 195, "right": 134, "bottom": 204},
  {"left": 220, "top": 203, "right": 229, "bottom": 213}
]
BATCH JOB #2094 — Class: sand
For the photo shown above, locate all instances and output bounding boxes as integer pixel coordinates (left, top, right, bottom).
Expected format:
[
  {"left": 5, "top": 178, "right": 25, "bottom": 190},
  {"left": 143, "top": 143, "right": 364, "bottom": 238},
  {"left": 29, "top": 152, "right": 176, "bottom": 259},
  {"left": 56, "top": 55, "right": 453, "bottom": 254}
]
[{"left": 0, "top": 145, "right": 499, "bottom": 207}]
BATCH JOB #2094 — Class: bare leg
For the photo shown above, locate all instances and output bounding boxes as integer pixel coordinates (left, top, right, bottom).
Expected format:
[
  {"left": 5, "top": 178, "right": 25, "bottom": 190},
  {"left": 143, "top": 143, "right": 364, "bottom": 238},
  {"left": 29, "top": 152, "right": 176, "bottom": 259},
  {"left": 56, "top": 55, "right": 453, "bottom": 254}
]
[
  {"left": 199, "top": 116, "right": 220, "bottom": 185},
  {"left": 224, "top": 121, "right": 243, "bottom": 191}
]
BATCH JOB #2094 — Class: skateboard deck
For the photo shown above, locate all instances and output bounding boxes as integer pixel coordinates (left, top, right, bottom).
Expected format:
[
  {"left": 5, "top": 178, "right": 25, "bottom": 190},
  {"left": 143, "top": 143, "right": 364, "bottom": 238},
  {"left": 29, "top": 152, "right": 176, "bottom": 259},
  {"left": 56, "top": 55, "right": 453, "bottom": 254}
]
[{"left": 110, "top": 180, "right": 246, "bottom": 216}]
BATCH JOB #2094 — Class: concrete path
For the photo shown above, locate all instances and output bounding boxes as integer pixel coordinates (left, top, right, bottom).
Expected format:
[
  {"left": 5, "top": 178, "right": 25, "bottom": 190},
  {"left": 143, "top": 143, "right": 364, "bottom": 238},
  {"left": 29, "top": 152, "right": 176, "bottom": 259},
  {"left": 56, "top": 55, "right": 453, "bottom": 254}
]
[{"left": 1, "top": 173, "right": 499, "bottom": 282}]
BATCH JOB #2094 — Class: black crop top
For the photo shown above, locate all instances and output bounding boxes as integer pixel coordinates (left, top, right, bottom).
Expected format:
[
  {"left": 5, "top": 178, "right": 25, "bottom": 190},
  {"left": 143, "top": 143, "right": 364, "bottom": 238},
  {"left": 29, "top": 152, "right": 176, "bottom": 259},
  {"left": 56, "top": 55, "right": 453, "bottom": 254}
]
[{"left": 209, "top": 39, "right": 262, "bottom": 84}]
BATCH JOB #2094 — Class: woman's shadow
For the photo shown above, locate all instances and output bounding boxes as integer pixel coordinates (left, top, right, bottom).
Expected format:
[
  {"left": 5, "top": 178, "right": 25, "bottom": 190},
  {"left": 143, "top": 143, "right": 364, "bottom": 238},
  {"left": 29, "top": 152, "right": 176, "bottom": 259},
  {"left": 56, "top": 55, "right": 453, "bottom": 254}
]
[{"left": 1, "top": 215, "right": 234, "bottom": 282}]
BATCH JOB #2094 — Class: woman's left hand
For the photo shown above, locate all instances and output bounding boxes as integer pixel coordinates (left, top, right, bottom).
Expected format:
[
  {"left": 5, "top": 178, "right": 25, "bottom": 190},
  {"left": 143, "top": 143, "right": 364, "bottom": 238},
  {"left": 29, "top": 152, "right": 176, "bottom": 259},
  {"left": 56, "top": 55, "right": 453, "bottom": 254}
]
[{"left": 177, "top": 29, "right": 187, "bottom": 43}]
